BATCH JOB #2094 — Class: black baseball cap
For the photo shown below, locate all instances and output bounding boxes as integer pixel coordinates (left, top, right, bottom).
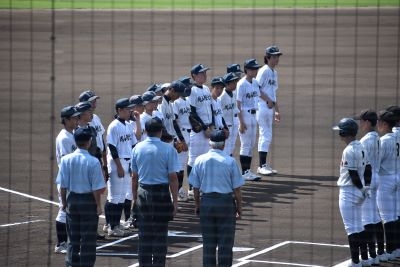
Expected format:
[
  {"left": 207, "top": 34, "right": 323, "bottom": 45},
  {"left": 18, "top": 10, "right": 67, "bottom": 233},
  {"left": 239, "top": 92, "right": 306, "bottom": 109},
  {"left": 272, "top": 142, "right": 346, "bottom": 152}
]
[
  {"left": 191, "top": 64, "right": 210, "bottom": 75},
  {"left": 170, "top": 80, "right": 187, "bottom": 96},
  {"left": 61, "top": 106, "right": 80, "bottom": 118},
  {"left": 353, "top": 109, "right": 378, "bottom": 124},
  {"left": 75, "top": 101, "right": 92, "bottom": 113},
  {"left": 211, "top": 76, "right": 225, "bottom": 87},
  {"left": 79, "top": 90, "right": 100, "bottom": 102},
  {"left": 115, "top": 98, "right": 134, "bottom": 109},
  {"left": 223, "top": 72, "right": 240, "bottom": 84},
  {"left": 74, "top": 127, "right": 93, "bottom": 142},
  {"left": 244, "top": 58, "right": 261, "bottom": 69},
  {"left": 265, "top": 46, "right": 283, "bottom": 56},
  {"left": 142, "top": 91, "right": 161, "bottom": 105},
  {"left": 210, "top": 130, "right": 226, "bottom": 142},
  {"left": 129, "top": 95, "right": 143, "bottom": 106},
  {"left": 178, "top": 76, "right": 192, "bottom": 89},
  {"left": 378, "top": 110, "right": 398, "bottom": 124},
  {"left": 227, "top": 63, "right": 243, "bottom": 74},
  {"left": 386, "top": 105, "right": 400, "bottom": 121},
  {"left": 147, "top": 83, "right": 163, "bottom": 93}
]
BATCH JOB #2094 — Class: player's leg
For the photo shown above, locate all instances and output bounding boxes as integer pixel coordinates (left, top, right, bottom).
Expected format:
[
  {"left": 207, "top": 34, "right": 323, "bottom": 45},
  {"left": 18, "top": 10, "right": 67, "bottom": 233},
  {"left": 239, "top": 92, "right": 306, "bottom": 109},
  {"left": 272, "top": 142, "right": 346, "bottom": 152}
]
[{"left": 257, "top": 107, "right": 275, "bottom": 175}]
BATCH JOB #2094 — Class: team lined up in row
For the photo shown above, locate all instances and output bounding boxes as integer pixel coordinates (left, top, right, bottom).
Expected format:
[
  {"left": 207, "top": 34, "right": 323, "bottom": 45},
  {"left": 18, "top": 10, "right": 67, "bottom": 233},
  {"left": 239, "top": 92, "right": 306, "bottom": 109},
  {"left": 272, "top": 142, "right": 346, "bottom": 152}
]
[{"left": 332, "top": 107, "right": 400, "bottom": 267}]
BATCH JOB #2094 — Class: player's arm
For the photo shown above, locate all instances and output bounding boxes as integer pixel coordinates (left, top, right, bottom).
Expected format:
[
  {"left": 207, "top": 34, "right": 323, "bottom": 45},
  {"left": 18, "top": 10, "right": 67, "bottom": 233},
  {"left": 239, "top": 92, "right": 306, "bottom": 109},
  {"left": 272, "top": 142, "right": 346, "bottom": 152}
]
[
  {"left": 132, "top": 111, "right": 142, "bottom": 141},
  {"left": 108, "top": 144, "right": 124, "bottom": 178},
  {"left": 348, "top": 169, "right": 363, "bottom": 189},
  {"left": 274, "top": 101, "right": 280, "bottom": 122},
  {"left": 364, "top": 164, "right": 372, "bottom": 186},
  {"left": 236, "top": 100, "right": 246, "bottom": 133},
  {"left": 190, "top": 105, "right": 207, "bottom": 130}
]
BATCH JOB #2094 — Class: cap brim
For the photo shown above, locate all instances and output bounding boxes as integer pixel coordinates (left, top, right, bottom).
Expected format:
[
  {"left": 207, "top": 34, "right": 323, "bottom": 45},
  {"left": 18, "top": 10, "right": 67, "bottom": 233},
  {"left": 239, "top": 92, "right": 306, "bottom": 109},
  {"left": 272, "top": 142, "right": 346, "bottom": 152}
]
[
  {"left": 270, "top": 52, "right": 282, "bottom": 56},
  {"left": 72, "top": 111, "right": 81, "bottom": 117},
  {"left": 332, "top": 126, "right": 340, "bottom": 131},
  {"left": 88, "top": 96, "right": 100, "bottom": 102}
]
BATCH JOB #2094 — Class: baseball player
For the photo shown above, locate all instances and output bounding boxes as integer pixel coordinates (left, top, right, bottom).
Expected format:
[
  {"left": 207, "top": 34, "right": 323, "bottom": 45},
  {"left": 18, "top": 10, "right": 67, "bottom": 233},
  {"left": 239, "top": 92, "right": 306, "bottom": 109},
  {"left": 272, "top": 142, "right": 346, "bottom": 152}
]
[
  {"left": 187, "top": 64, "right": 214, "bottom": 175},
  {"left": 147, "top": 83, "right": 164, "bottom": 120},
  {"left": 54, "top": 106, "right": 80, "bottom": 254},
  {"left": 129, "top": 95, "right": 144, "bottom": 141},
  {"left": 236, "top": 59, "right": 262, "bottom": 181},
  {"left": 79, "top": 90, "right": 108, "bottom": 177},
  {"left": 105, "top": 98, "right": 137, "bottom": 237},
  {"left": 210, "top": 76, "right": 229, "bottom": 136},
  {"left": 173, "top": 77, "right": 193, "bottom": 201},
  {"left": 255, "top": 46, "right": 282, "bottom": 176},
  {"left": 140, "top": 91, "right": 162, "bottom": 141},
  {"left": 219, "top": 72, "right": 240, "bottom": 156},
  {"left": 332, "top": 118, "right": 371, "bottom": 267},
  {"left": 354, "top": 110, "right": 385, "bottom": 264},
  {"left": 376, "top": 110, "right": 399, "bottom": 260}
]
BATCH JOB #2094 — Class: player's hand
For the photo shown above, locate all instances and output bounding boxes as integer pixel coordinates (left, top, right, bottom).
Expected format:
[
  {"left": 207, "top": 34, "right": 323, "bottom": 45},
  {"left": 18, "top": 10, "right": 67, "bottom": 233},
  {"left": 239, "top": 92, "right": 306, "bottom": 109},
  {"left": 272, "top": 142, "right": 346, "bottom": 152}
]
[
  {"left": 274, "top": 112, "right": 281, "bottom": 122},
  {"left": 267, "top": 101, "right": 275, "bottom": 109},
  {"left": 181, "top": 141, "right": 188, "bottom": 152},
  {"left": 239, "top": 123, "right": 247, "bottom": 134},
  {"left": 223, "top": 128, "right": 230, "bottom": 139},
  {"left": 117, "top": 165, "right": 124, "bottom": 178},
  {"left": 361, "top": 186, "right": 371, "bottom": 198},
  {"left": 204, "top": 127, "right": 212, "bottom": 138},
  {"left": 132, "top": 111, "right": 140, "bottom": 121}
]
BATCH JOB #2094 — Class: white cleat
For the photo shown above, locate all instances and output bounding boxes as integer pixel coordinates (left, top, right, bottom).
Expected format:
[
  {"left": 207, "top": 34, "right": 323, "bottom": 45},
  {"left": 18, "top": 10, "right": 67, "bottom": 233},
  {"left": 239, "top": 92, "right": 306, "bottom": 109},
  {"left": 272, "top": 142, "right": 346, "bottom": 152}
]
[
  {"left": 242, "top": 170, "right": 261, "bottom": 181},
  {"left": 257, "top": 164, "right": 273, "bottom": 175}
]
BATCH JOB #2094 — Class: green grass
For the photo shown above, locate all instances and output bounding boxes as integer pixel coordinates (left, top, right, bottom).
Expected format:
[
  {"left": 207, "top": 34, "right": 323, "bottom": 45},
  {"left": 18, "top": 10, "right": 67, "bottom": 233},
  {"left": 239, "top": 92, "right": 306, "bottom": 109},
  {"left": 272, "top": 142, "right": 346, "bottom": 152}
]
[{"left": 1, "top": 0, "right": 399, "bottom": 9}]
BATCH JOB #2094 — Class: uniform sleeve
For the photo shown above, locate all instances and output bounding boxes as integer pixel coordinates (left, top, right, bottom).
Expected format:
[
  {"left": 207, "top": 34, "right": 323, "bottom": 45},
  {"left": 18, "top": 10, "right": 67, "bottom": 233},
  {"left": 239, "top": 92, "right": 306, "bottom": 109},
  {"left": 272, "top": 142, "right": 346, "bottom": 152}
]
[
  {"left": 255, "top": 67, "right": 267, "bottom": 88},
  {"left": 236, "top": 83, "right": 244, "bottom": 102},
  {"left": 343, "top": 146, "right": 358, "bottom": 171},
  {"left": 130, "top": 147, "right": 138, "bottom": 173},
  {"left": 188, "top": 87, "right": 197, "bottom": 107},
  {"left": 107, "top": 123, "right": 118, "bottom": 147}
]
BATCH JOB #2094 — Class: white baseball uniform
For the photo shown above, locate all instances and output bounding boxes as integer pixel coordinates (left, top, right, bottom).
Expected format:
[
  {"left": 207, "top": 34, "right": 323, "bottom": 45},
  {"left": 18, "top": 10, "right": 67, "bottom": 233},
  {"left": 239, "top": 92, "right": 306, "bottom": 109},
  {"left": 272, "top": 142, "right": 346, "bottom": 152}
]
[
  {"left": 55, "top": 129, "right": 77, "bottom": 223},
  {"left": 173, "top": 97, "right": 191, "bottom": 170},
  {"left": 211, "top": 98, "right": 225, "bottom": 130},
  {"left": 360, "top": 131, "right": 381, "bottom": 226},
  {"left": 140, "top": 112, "right": 155, "bottom": 141},
  {"left": 337, "top": 140, "right": 367, "bottom": 235},
  {"left": 219, "top": 89, "right": 240, "bottom": 156},
  {"left": 89, "top": 114, "right": 105, "bottom": 152},
  {"left": 376, "top": 132, "right": 397, "bottom": 224},
  {"left": 188, "top": 84, "right": 213, "bottom": 166},
  {"left": 107, "top": 118, "right": 137, "bottom": 204},
  {"left": 158, "top": 96, "right": 177, "bottom": 137},
  {"left": 256, "top": 64, "right": 278, "bottom": 152},
  {"left": 236, "top": 77, "right": 260, "bottom": 157},
  {"left": 393, "top": 127, "right": 400, "bottom": 217}
]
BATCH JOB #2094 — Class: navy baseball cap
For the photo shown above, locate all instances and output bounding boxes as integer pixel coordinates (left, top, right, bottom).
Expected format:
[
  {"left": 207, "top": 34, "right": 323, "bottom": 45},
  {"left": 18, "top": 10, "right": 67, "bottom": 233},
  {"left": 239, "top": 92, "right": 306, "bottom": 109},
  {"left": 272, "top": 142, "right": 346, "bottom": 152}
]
[
  {"left": 244, "top": 58, "right": 261, "bottom": 69},
  {"left": 386, "top": 105, "right": 400, "bottom": 121},
  {"left": 75, "top": 101, "right": 92, "bottom": 113},
  {"left": 61, "top": 106, "right": 80, "bottom": 118},
  {"left": 210, "top": 130, "right": 226, "bottom": 142},
  {"left": 210, "top": 76, "right": 225, "bottom": 87},
  {"left": 178, "top": 76, "right": 192, "bottom": 88},
  {"left": 191, "top": 64, "right": 210, "bottom": 75},
  {"left": 170, "top": 80, "right": 187, "bottom": 96},
  {"left": 265, "top": 46, "right": 282, "bottom": 56},
  {"left": 129, "top": 95, "right": 143, "bottom": 106},
  {"left": 223, "top": 72, "right": 240, "bottom": 84},
  {"left": 142, "top": 91, "right": 161, "bottom": 105},
  {"left": 146, "top": 83, "right": 163, "bottom": 93},
  {"left": 79, "top": 90, "right": 100, "bottom": 102},
  {"left": 378, "top": 110, "right": 398, "bottom": 124},
  {"left": 160, "top": 83, "right": 171, "bottom": 91},
  {"left": 115, "top": 98, "right": 134, "bottom": 109},
  {"left": 74, "top": 127, "right": 93, "bottom": 142},
  {"left": 227, "top": 63, "right": 243, "bottom": 74},
  {"left": 353, "top": 109, "right": 378, "bottom": 124}
]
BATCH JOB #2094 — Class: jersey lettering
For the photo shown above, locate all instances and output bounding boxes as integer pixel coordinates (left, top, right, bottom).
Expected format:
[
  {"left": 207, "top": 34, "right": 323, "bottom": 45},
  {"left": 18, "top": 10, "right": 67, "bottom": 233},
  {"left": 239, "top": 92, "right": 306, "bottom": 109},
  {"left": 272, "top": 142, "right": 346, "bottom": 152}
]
[
  {"left": 245, "top": 91, "right": 258, "bottom": 99},
  {"left": 119, "top": 134, "right": 132, "bottom": 143},
  {"left": 268, "top": 79, "right": 276, "bottom": 86},
  {"left": 197, "top": 94, "right": 212, "bottom": 103},
  {"left": 223, "top": 103, "right": 235, "bottom": 111},
  {"left": 178, "top": 106, "right": 191, "bottom": 115}
]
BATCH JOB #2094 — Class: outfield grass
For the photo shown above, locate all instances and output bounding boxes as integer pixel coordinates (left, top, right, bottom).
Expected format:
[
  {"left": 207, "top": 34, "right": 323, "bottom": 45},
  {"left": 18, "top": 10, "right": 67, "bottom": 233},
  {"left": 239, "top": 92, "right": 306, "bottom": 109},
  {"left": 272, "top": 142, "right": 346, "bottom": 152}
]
[{"left": 1, "top": 0, "right": 399, "bottom": 9}]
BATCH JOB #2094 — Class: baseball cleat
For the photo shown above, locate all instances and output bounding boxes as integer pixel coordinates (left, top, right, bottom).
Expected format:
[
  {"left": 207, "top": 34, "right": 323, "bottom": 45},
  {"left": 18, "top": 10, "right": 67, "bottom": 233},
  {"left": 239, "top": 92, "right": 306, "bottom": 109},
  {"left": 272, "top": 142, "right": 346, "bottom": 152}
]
[
  {"left": 242, "top": 170, "right": 261, "bottom": 181},
  {"left": 54, "top": 241, "right": 67, "bottom": 254},
  {"left": 257, "top": 164, "right": 273, "bottom": 175},
  {"left": 107, "top": 227, "right": 126, "bottom": 237}
]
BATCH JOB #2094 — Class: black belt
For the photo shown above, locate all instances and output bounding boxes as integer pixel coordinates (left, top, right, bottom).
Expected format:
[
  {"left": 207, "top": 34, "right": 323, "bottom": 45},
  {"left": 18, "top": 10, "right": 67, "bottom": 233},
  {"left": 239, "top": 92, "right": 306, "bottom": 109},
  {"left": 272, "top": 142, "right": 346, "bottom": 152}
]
[
  {"left": 234, "top": 114, "right": 238, "bottom": 117},
  {"left": 202, "top": 192, "right": 232, "bottom": 197},
  {"left": 181, "top": 128, "right": 191, "bottom": 133},
  {"left": 123, "top": 158, "right": 130, "bottom": 161},
  {"left": 247, "top": 109, "right": 256, "bottom": 114},
  {"left": 139, "top": 183, "right": 169, "bottom": 190}
]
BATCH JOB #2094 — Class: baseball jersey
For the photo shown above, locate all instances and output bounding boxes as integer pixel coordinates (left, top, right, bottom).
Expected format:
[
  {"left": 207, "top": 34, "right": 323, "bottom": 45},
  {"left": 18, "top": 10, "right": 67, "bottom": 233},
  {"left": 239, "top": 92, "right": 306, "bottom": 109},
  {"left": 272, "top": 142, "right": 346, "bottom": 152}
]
[
  {"left": 55, "top": 129, "right": 77, "bottom": 166},
  {"left": 236, "top": 77, "right": 260, "bottom": 110},
  {"left": 219, "top": 89, "right": 239, "bottom": 126},
  {"left": 89, "top": 114, "right": 105, "bottom": 151},
  {"left": 158, "top": 96, "right": 177, "bottom": 136},
  {"left": 212, "top": 98, "right": 225, "bottom": 130},
  {"left": 256, "top": 64, "right": 279, "bottom": 109},
  {"left": 359, "top": 131, "right": 380, "bottom": 173},
  {"left": 393, "top": 127, "right": 400, "bottom": 174},
  {"left": 107, "top": 118, "right": 137, "bottom": 160},
  {"left": 173, "top": 97, "right": 192, "bottom": 130},
  {"left": 379, "top": 132, "right": 397, "bottom": 176},
  {"left": 188, "top": 84, "right": 213, "bottom": 125},
  {"left": 337, "top": 140, "right": 368, "bottom": 187},
  {"left": 140, "top": 112, "right": 155, "bottom": 141}
]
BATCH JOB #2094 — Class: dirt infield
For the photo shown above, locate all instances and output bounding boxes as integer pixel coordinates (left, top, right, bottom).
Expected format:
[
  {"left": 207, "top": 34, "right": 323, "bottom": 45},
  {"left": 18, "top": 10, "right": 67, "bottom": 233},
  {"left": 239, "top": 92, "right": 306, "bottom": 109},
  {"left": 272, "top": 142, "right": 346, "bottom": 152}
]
[{"left": 0, "top": 8, "right": 399, "bottom": 267}]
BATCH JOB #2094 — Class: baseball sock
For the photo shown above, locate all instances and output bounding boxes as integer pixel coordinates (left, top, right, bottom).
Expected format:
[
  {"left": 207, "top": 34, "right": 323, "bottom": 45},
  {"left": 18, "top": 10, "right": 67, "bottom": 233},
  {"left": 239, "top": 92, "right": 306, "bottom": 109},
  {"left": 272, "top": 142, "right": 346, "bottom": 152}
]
[
  {"left": 177, "top": 171, "right": 184, "bottom": 190},
  {"left": 259, "top": 152, "right": 267, "bottom": 167},
  {"left": 123, "top": 199, "right": 132, "bottom": 221},
  {"left": 240, "top": 155, "right": 251, "bottom": 174},
  {"left": 375, "top": 221, "right": 385, "bottom": 255},
  {"left": 104, "top": 200, "right": 110, "bottom": 226},
  {"left": 395, "top": 219, "right": 400, "bottom": 251},
  {"left": 384, "top": 221, "right": 396, "bottom": 254},
  {"left": 359, "top": 230, "right": 369, "bottom": 261},
  {"left": 364, "top": 224, "right": 377, "bottom": 259},
  {"left": 347, "top": 233, "right": 360, "bottom": 264},
  {"left": 187, "top": 165, "right": 192, "bottom": 190},
  {"left": 55, "top": 221, "right": 68, "bottom": 245}
]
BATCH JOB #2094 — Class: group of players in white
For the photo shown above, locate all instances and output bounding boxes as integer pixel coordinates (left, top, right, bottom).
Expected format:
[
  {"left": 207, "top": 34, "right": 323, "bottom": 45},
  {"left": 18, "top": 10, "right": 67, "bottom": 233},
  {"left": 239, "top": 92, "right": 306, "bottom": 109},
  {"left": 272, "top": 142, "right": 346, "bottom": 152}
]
[
  {"left": 333, "top": 107, "right": 400, "bottom": 266},
  {"left": 54, "top": 45, "right": 284, "bottom": 253}
]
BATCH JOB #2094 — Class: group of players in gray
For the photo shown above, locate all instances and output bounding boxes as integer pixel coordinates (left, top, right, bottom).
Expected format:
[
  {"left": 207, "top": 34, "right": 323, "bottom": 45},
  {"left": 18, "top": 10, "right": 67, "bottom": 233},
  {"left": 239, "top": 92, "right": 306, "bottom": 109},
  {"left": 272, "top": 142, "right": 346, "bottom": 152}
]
[{"left": 332, "top": 106, "right": 400, "bottom": 266}]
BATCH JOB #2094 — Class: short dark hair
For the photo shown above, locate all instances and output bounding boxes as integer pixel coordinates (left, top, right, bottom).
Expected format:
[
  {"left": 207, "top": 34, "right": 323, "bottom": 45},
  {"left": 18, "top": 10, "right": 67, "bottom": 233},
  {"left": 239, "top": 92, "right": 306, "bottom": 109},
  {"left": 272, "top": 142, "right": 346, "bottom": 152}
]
[{"left": 145, "top": 117, "right": 163, "bottom": 134}]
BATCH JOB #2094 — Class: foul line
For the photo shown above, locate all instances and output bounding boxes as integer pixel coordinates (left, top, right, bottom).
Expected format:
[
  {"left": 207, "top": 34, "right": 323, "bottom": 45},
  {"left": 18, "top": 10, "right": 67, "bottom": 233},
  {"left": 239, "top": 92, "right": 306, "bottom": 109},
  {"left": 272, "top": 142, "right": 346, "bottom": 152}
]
[{"left": 0, "top": 219, "right": 45, "bottom": 228}]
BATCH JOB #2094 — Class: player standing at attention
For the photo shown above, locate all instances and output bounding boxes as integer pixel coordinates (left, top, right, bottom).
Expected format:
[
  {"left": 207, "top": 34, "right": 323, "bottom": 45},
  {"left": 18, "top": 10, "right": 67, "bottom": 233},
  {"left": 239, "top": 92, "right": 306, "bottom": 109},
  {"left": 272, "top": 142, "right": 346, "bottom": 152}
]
[
  {"left": 210, "top": 76, "right": 229, "bottom": 136},
  {"left": 236, "top": 59, "right": 262, "bottom": 181},
  {"left": 140, "top": 91, "right": 162, "bottom": 141},
  {"left": 187, "top": 64, "right": 214, "bottom": 176},
  {"left": 255, "top": 46, "right": 282, "bottom": 176},
  {"left": 219, "top": 72, "right": 240, "bottom": 156},
  {"left": 54, "top": 106, "right": 80, "bottom": 254},
  {"left": 376, "top": 110, "right": 399, "bottom": 261},
  {"left": 105, "top": 98, "right": 136, "bottom": 237},
  {"left": 227, "top": 63, "right": 244, "bottom": 79},
  {"left": 332, "top": 118, "right": 372, "bottom": 267},
  {"left": 354, "top": 110, "right": 385, "bottom": 264}
]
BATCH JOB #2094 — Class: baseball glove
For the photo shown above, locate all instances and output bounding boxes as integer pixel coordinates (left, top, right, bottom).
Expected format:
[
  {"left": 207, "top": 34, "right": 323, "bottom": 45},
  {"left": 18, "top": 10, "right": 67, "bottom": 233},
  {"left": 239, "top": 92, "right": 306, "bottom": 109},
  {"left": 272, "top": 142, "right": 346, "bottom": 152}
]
[
  {"left": 174, "top": 141, "right": 188, "bottom": 153},
  {"left": 189, "top": 114, "right": 203, "bottom": 133},
  {"left": 160, "top": 128, "right": 174, "bottom": 143}
]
